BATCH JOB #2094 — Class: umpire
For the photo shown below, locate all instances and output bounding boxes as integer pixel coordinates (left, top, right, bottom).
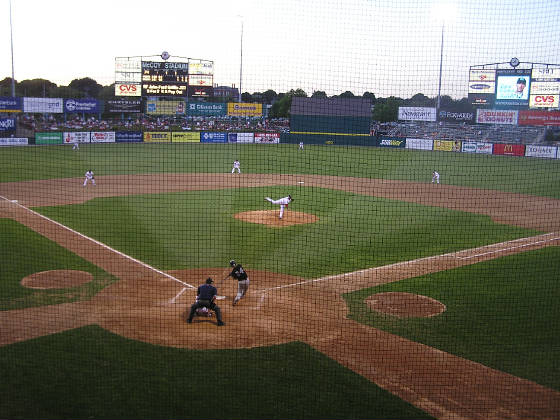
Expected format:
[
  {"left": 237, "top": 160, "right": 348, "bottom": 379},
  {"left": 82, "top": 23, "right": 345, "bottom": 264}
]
[{"left": 186, "top": 277, "right": 225, "bottom": 326}]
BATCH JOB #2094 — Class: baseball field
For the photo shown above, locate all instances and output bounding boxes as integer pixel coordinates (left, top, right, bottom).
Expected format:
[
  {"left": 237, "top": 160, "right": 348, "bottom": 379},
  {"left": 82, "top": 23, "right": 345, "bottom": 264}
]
[{"left": 1, "top": 142, "right": 560, "bottom": 419}]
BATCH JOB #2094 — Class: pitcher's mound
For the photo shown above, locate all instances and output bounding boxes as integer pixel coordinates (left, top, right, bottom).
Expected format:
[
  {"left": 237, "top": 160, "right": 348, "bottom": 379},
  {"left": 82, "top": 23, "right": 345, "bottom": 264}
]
[
  {"left": 21, "top": 270, "right": 93, "bottom": 289},
  {"left": 234, "top": 210, "right": 318, "bottom": 227},
  {"left": 366, "top": 292, "right": 446, "bottom": 318}
]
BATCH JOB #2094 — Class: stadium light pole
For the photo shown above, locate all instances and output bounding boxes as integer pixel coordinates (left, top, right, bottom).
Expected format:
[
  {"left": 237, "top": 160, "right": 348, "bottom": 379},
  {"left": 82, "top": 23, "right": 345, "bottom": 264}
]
[
  {"left": 9, "top": 0, "right": 16, "bottom": 96},
  {"left": 238, "top": 15, "right": 244, "bottom": 103},
  {"left": 432, "top": 3, "right": 456, "bottom": 111},
  {"left": 437, "top": 23, "right": 444, "bottom": 111}
]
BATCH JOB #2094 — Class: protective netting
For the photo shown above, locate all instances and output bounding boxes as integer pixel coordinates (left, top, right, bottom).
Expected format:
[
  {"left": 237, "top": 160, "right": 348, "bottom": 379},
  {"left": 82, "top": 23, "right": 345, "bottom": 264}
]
[{"left": 1, "top": 1, "right": 560, "bottom": 419}]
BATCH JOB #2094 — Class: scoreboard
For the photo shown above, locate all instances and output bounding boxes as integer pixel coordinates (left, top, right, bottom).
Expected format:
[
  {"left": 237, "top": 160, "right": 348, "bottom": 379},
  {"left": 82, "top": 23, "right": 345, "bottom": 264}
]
[{"left": 142, "top": 61, "right": 188, "bottom": 96}]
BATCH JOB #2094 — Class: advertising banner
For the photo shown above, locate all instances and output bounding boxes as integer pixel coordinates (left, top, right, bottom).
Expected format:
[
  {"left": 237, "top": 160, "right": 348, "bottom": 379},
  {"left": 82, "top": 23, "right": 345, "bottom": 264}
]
[
  {"left": 518, "top": 110, "right": 560, "bottom": 126},
  {"left": 529, "top": 95, "right": 559, "bottom": 109},
  {"left": 171, "top": 132, "right": 200, "bottom": 143},
  {"left": 189, "top": 86, "right": 213, "bottom": 97},
  {"left": 144, "top": 132, "right": 171, "bottom": 143},
  {"left": 377, "top": 137, "right": 405, "bottom": 148},
  {"left": 146, "top": 100, "right": 185, "bottom": 115},
  {"left": 35, "top": 132, "right": 63, "bottom": 145},
  {"left": 115, "top": 71, "right": 142, "bottom": 83},
  {"left": 0, "top": 117, "right": 16, "bottom": 131},
  {"left": 493, "top": 143, "right": 525, "bottom": 157},
  {"left": 189, "top": 75, "right": 213, "bottom": 86},
  {"left": 187, "top": 102, "right": 226, "bottom": 116},
  {"left": 201, "top": 132, "right": 227, "bottom": 143},
  {"left": 227, "top": 103, "right": 263, "bottom": 117},
  {"left": 63, "top": 132, "right": 90, "bottom": 144},
  {"left": 476, "top": 109, "right": 518, "bottom": 125},
  {"left": 106, "top": 99, "right": 142, "bottom": 113},
  {"left": 189, "top": 61, "right": 214, "bottom": 75},
  {"left": 24, "top": 97, "right": 63, "bottom": 113},
  {"left": 115, "top": 131, "right": 143, "bottom": 143},
  {"left": 433, "top": 140, "right": 461, "bottom": 152},
  {"left": 64, "top": 99, "right": 100, "bottom": 113},
  {"left": 0, "top": 96, "right": 22, "bottom": 112},
  {"left": 461, "top": 142, "right": 493, "bottom": 154},
  {"left": 398, "top": 107, "right": 436, "bottom": 122},
  {"left": 405, "top": 138, "right": 433, "bottom": 150},
  {"left": 254, "top": 132, "right": 280, "bottom": 143},
  {"left": 115, "top": 83, "right": 141, "bottom": 97},
  {"left": 0, "top": 137, "right": 27, "bottom": 146},
  {"left": 228, "top": 132, "right": 254, "bottom": 143},
  {"left": 90, "top": 132, "right": 116, "bottom": 143},
  {"left": 525, "top": 145, "right": 557, "bottom": 159},
  {"left": 437, "top": 108, "right": 475, "bottom": 124}
]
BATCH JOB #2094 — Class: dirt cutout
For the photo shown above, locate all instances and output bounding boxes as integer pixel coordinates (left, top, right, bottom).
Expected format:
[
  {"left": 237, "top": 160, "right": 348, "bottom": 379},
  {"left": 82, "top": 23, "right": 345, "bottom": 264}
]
[
  {"left": 366, "top": 292, "right": 446, "bottom": 318},
  {"left": 1, "top": 173, "right": 560, "bottom": 419},
  {"left": 21, "top": 270, "right": 93, "bottom": 289}
]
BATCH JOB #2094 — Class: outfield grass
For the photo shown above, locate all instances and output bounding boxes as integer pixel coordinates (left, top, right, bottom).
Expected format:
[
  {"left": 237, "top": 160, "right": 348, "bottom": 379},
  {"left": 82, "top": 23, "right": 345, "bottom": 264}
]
[
  {"left": 33, "top": 187, "right": 538, "bottom": 278},
  {"left": 0, "top": 325, "right": 434, "bottom": 420},
  {"left": 0, "top": 219, "right": 116, "bottom": 310},
  {"left": 344, "top": 246, "right": 560, "bottom": 391},
  {"left": 1, "top": 143, "right": 560, "bottom": 198}
]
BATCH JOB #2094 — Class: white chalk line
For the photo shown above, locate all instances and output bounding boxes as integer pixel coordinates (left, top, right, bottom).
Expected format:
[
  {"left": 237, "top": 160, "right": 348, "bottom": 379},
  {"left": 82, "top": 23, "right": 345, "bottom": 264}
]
[
  {"left": 255, "top": 232, "right": 560, "bottom": 295},
  {"left": 0, "top": 195, "right": 195, "bottom": 304}
]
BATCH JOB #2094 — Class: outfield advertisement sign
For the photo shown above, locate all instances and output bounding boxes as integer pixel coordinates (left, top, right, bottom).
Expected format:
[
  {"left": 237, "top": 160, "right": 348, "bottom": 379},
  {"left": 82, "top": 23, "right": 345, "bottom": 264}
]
[
  {"left": 106, "top": 99, "right": 142, "bottom": 113},
  {"left": 405, "top": 138, "right": 433, "bottom": 150},
  {"left": 493, "top": 143, "right": 525, "bottom": 157},
  {"left": 188, "top": 102, "right": 226, "bottom": 116},
  {"left": 144, "top": 132, "right": 171, "bottom": 142},
  {"left": 518, "top": 110, "right": 560, "bottom": 126},
  {"left": 64, "top": 99, "right": 100, "bottom": 113},
  {"left": 228, "top": 132, "right": 254, "bottom": 143},
  {"left": 90, "top": 132, "right": 116, "bottom": 143},
  {"left": 116, "top": 131, "right": 143, "bottom": 142},
  {"left": 171, "top": 132, "right": 200, "bottom": 143},
  {"left": 64, "top": 132, "right": 90, "bottom": 144},
  {"left": 0, "top": 117, "right": 16, "bottom": 131},
  {"left": 24, "top": 97, "right": 63, "bottom": 113},
  {"left": 476, "top": 109, "right": 518, "bottom": 124},
  {"left": 525, "top": 145, "right": 557, "bottom": 159},
  {"left": 255, "top": 132, "right": 280, "bottom": 143},
  {"left": 146, "top": 100, "right": 185, "bottom": 115},
  {"left": 115, "top": 83, "right": 141, "bottom": 97},
  {"left": 36, "top": 132, "right": 63, "bottom": 144},
  {"left": 227, "top": 103, "right": 262, "bottom": 117},
  {"left": 201, "top": 132, "right": 227, "bottom": 143},
  {"left": 377, "top": 137, "right": 405, "bottom": 148},
  {"left": 0, "top": 137, "right": 27, "bottom": 146},
  {"left": 438, "top": 108, "right": 475, "bottom": 124},
  {"left": 398, "top": 107, "right": 436, "bottom": 122},
  {"left": 462, "top": 142, "right": 493, "bottom": 154},
  {"left": 0, "top": 97, "right": 22, "bottom": 112},
  {"left": 433, "top": 140, "right": 461, "bottom": 152}
]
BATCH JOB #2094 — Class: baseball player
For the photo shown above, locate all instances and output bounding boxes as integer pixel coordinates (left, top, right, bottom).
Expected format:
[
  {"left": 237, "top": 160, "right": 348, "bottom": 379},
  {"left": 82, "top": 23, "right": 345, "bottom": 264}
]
[
  {"left": 432, "top": 170, "right": 440, "bottom": 184},
  {"left": 298, "top": 141, "right": 304, "bottom": 150},
  {"left": 226, "top": 260, "right": 249, "bottom": 306},
  {"left": 72, "top": 140, "right": 79, "bottom": 151},
  {"left": 231, "top": 159, "right": 241, "bottom": 174},
  {"left": 186, "top": 277, "right": 225, "bottom": 326},
  {"left": 83, "top": 169, "right": 96, "bottom": 187},
  {"left": 265, "top": 195, "right": 293, "bottom": 219}
]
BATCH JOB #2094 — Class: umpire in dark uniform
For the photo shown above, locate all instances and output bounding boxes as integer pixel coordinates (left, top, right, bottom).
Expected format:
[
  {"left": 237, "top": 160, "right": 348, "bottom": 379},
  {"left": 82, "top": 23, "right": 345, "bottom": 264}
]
[{"left": 187, "top": 277, "right": 225, "bottom": 326}]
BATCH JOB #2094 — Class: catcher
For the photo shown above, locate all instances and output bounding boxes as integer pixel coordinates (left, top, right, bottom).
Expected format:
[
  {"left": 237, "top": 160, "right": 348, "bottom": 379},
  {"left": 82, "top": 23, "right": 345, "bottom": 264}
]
[{"left": 186, "top": 277, "right": 225, "bottom": 326}]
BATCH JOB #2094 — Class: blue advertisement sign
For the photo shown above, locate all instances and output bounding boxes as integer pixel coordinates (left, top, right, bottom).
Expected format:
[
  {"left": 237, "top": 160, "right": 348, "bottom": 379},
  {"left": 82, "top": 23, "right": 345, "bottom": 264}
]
[
  {"left": 0, "top": 117, "right": 16, "bottom": 131},
  {"left": 0, "top": 97, "right": 22, "bottom": 112},
  {"left": 115, "top": 131, "right": 143, "bottom": 143},
  {"left": 201, "top": 131, "right": 227, "bottom": 143},
  {"left": 64, "top": 98, "right": 100, "bottom": 113}
]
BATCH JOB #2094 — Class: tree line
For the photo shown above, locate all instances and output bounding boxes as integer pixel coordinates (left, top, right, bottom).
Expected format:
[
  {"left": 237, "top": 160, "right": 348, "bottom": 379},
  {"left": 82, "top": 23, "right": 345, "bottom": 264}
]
[{"left": 0, "top": 77, "right": 472, "bottom": 122}]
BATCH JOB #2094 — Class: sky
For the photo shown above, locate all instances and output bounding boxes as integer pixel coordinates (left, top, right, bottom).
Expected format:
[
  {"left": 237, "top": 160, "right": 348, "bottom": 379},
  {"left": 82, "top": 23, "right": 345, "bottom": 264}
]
[{"left": 1, "top": 0, "right": 560, "bottom": 99}]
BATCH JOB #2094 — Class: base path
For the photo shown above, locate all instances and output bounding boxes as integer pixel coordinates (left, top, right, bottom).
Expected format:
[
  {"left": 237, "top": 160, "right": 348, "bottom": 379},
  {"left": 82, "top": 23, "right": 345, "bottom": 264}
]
[{"left": 1, "top": 173, "right": 559, "bottom": 419}]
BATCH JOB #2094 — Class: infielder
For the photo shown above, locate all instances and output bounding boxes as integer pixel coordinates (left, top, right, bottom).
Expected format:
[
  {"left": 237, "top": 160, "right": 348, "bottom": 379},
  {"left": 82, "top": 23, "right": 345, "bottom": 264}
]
[
  {"left": 432, "top": 171, "right": 440, "bottom": 184},
  {"left": 265, "top": 195, "right": 293, "bottom": 219},
  {"left": 186, "top": 277, "right": 225, "bottom": 326},
  {"left": 231, "top": 159, "right": 241, "bottom": 174},
  {"left": 227, "top": 260, "right": 249, "bottom": 306},
  {"left": 83, "top": 169, "right": 96, "bottom": 186}
]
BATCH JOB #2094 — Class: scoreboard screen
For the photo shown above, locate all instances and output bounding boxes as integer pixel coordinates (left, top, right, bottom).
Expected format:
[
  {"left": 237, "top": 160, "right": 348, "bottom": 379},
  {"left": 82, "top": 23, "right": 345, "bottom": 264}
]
[{"left": 142, "top": 61, "right": 188, "bottom": 96}]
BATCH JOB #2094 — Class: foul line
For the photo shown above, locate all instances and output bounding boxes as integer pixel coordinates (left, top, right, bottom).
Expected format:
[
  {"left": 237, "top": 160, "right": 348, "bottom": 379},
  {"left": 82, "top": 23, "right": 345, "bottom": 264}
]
[
  {"left": 0, "top": 196, "right": 195, "bottom": 301},
  {"left": 452, "top": 235, "right": 560, "bottom": 260}
]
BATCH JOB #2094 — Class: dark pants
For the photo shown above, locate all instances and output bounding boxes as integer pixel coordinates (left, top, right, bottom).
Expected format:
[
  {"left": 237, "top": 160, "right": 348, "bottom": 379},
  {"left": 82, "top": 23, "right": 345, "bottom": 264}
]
[{"left": 188, "top": 299, "right": 223, "bottom": 323}]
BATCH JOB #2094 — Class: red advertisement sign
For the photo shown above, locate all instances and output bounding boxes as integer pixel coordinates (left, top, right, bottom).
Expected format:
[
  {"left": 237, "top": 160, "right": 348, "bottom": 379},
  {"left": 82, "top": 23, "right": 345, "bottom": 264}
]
[
  {"left": 518, "top": 110, "right": 560, "bottom": 126},
  {"left": 493, "top": 143, "right": 525, "bottom": 157}
]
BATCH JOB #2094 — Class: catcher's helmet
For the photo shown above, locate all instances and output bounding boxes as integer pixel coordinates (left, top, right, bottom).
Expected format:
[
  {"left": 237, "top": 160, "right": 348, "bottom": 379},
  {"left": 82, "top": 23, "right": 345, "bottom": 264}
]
[{"left": 229, "top": 260, "right": 236, "bottom": 267}]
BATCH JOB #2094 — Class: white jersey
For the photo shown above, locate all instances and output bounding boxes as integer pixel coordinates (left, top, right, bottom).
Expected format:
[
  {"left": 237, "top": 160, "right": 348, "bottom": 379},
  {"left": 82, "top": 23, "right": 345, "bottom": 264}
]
[
  {"left": 85, "top": 171, "right": 94, "bottom": 180},
  {"left": 266, "top": 196, "right": 291, "bottom": 205}
]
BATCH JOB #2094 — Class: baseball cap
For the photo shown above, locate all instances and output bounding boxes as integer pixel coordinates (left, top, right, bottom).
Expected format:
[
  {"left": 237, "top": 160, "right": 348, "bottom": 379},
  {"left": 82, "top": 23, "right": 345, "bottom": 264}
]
[
  {"left": 206, "top": 277, "right": 214, "bottom": 284},
  {"left": 517, "top": 78, "right": 526, "bottom": 84}
]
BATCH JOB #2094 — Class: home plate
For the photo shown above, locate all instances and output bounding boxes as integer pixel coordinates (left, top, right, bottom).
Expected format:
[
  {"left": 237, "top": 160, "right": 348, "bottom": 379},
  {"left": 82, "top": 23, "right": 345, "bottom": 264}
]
[
  {"left": 11, "top": 200, "right": 18, "bottom": 203},
  {"left": 298, "top": 181, "right": 304, "bottom": 184}
]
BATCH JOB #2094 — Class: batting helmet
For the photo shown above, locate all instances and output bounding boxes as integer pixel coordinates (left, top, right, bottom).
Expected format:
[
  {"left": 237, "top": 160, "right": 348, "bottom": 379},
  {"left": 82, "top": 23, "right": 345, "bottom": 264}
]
[{"left": 229, "top": 260, "right": 236, "bottom": 267}]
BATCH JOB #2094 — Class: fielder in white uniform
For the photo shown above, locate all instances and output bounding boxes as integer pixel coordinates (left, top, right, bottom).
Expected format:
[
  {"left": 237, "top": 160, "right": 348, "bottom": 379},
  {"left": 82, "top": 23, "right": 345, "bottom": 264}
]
[
  {"left": 84, "top": 170, "right": 96, "bottom": 186},
  {"left": 72, "top": 140, "right": 79, "bottom": 151},
  {"left": 231, "top": 160, "right": 241, "bottom": 174},
  {"left": 299, "top": 141, "right": 304, "bottom": 150},
  {"left": 265, "top": 195, "right": 293, "bottom": 219},
  {"left": 432, "top": 171, "right": 440, "bottom": 184}
]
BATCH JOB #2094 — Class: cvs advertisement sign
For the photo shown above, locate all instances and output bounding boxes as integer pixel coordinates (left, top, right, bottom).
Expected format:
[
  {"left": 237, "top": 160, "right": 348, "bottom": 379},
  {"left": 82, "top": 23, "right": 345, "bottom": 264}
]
[{"left": 115, "top": 83, "right": 141, "bottom": 97}]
